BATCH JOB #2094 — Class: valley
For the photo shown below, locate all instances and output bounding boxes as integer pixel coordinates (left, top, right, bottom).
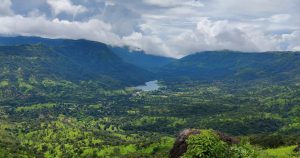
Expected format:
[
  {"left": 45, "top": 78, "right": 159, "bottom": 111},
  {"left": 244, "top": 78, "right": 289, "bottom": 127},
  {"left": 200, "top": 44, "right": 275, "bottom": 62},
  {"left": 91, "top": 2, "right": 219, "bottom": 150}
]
[
  {"left": 0, "top": 37, "right": 299, "bottom": 158},
  {"left": 1, "top": 0, "right": 299, "bottom": 157}
]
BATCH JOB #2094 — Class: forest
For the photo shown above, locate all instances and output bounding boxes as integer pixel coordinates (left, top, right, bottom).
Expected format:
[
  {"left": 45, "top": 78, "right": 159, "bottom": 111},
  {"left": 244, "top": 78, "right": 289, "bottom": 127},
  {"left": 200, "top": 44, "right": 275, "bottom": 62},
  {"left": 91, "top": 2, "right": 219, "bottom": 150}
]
[{"left": 0, "top": 37, "right": 300, "bottom": 157}]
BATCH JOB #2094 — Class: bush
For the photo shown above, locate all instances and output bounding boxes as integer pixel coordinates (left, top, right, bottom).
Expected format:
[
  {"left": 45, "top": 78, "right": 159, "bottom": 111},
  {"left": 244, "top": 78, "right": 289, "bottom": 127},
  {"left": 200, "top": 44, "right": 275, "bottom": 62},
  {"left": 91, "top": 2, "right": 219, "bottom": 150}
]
[{"left": 182, "top": 130, "right": 257, "bottom": 158}]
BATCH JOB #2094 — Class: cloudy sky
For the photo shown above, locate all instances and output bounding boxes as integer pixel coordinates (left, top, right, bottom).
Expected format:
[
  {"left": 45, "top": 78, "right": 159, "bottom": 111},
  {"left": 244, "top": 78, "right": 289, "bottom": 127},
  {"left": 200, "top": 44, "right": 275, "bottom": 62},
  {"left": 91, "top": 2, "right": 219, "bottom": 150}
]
[{"left": 0, "top": 0, "right": 299, "bottom": 58}]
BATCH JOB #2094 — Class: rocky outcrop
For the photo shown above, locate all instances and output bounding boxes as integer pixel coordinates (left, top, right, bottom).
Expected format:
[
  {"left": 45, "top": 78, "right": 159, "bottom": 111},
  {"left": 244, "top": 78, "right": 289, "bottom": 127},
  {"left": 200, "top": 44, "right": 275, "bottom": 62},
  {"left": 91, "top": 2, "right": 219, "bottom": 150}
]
[
  {"left": 169, "top": 129, "right": 240, "bottom": 158},
  {"left": 169, "top": 129, "right": 200, "bottom": 158}
]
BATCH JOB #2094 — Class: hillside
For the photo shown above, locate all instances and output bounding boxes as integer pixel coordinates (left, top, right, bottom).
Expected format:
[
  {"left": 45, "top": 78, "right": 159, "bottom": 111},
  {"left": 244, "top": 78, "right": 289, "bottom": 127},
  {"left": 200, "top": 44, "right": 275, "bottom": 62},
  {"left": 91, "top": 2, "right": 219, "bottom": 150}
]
[
  {"left": 52, "top": 39, "right": 153, "bottom": 85},
  {"left": 0, "top": 37, "right": 153, "bottom": 84},
  {"left": 159, "top": 50, "right": 300, "bottom": 83},
  {"left": 0, "top": 36, "right": 66, "bottom": 46},
  {"left": 0, "top": 42, "right": 152, "bottom": 104},
  {"left": 0, "top": 36, "right": 175, "bottom": 72}
]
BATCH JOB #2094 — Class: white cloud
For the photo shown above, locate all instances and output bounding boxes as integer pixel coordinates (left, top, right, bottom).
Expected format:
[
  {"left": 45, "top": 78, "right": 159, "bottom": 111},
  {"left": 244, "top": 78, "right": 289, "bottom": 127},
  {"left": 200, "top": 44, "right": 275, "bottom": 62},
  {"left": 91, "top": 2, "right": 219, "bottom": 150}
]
[
  {"left": 0, "top": 0, "right": 299, "bottom": 58},
  {"left": 280, "top": 31, "right": 300, "bottom": 51},
  {"left": 293, "top": 46, "right": 300, "bottom": 51},
  {"left": 143, "top": 0, "right": 204, "bottom": 8},
  {"left": 203, "top": 0, "right": 299, "bottom": 18},
  {"left": 164, "top": 18, "right": 284, "bottom": 58},
  {"left": 101, "top": 3, "right": 141, "bottom": 36},
  {"left": 105, "top": 1, "right": 115, "bottom": 6},
  {"left": 0, "top": 15, "right": 121, "bottom": 45},
  {"left": 0, "top": 0, "right": 13, "bottom": 16},
  {"left": 269, "top": 14, "right": 291, "bottom": 23},
  {"left": 47, "top": 0, "right": 87, "bottom": 16},
  {"left": 257, "top": 14, "right": 291, "bottom": 24},
  {"left": 122, "top": 32, "right": 173, "bottom": 57}
]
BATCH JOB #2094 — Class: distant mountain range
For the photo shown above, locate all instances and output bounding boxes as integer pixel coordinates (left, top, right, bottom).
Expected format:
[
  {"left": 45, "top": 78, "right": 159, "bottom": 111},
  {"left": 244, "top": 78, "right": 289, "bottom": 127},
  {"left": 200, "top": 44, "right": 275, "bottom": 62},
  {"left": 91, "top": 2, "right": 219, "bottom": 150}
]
[
  {"left": 1, "top": 36, "right": 300, "bottom": 87},
  {"left": 0, "top": 37, "right": 153, "bottom": 86},
  {"left": 0, "top": 36, "right": 175, "bottom": 72},
  {"left": 158, "top": 50, "right": 300, "bottom": 83}
]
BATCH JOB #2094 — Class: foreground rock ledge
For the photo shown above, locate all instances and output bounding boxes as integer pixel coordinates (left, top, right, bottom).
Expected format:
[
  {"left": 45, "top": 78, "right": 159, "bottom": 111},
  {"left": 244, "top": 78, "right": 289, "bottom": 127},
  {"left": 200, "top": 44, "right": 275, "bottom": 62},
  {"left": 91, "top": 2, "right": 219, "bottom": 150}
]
[{"left": 169, "top": 129, "right": 240, "bottom": 158}]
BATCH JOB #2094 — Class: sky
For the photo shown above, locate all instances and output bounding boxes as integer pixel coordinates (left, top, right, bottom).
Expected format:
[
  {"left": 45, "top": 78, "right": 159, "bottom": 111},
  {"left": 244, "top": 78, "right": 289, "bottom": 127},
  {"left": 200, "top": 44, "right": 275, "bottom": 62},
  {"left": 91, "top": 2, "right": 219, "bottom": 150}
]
[{"left": 0, "top": 0, "right": 299, "bottom": 58}]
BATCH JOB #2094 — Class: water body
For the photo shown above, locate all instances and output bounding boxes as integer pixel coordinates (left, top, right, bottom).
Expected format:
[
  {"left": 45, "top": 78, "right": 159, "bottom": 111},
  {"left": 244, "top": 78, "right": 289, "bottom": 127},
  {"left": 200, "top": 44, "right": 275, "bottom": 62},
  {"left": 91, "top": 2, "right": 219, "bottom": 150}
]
[{"left": 134, "top": 80, "right": 160, "bottom": 92}]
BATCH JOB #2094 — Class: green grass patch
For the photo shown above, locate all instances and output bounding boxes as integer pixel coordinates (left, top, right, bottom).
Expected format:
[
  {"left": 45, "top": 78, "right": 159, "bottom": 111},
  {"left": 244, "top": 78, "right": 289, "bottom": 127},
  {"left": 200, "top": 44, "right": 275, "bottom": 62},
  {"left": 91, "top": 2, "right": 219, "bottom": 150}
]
[
  {"left": 263, "top": 145, "right": 299, "bottom": 158},
  {"left": 16, "top": 103, "right": 57, "bottom": 112},
  {"left": 0, "top": 80, "right": 9, "bottom": 87}
]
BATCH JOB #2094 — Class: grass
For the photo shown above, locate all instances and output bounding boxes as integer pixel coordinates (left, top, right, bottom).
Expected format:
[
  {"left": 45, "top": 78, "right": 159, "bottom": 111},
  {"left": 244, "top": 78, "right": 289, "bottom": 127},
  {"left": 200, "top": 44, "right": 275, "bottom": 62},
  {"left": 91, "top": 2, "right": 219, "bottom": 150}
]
[
  {"left": 16, "top": 103, "right": 57, "bottom": 112},
  {"left": 0, "top": 80, "right": 9, "bottom": 87},
  {"left": 262, "top": 145, "right": 299, "bottom": 158}
]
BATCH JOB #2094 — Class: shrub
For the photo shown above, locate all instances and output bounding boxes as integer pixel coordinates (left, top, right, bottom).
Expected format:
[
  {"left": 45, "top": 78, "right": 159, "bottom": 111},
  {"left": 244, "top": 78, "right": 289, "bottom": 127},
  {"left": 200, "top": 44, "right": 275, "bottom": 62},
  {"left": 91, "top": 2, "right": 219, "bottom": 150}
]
[{"left": 182, "top": 130, "right": 257, "bottom": 158}]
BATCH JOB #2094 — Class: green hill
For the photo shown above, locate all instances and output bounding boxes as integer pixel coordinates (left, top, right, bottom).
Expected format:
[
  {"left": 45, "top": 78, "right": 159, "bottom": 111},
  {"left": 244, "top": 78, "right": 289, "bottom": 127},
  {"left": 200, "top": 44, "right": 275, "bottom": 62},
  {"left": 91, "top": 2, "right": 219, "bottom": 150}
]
[
  {"left": 159, "top": 50, "right": 300, "bottom": 83},
  {"left": 0, "top": 42, "right": 152, "bottom": 104}
]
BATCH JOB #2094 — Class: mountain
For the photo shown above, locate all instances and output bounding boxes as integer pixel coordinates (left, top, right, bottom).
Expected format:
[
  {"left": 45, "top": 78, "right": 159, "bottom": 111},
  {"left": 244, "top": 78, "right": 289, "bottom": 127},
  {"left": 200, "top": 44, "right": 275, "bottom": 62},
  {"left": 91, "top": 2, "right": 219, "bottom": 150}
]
[
  {"left": 0, "top": 39, "right": 153, "bottom": 104},
  {"left": 110, "top": 46, "right": 175, "bottom": 71},
  {"left": 0, "top": 36, "right": 175, "bottom": 72},
  {"left": 0, "top": 36, "right": 64, "bottom": 46},
  {"left": 0, "top": 36, "right": 153, "bottom": 85},
  {"left": 158, "top": 50, "right": 300, "bottom": 83},
  {"left": 52, "top": 39, "right": 153, "bottom": 85}
]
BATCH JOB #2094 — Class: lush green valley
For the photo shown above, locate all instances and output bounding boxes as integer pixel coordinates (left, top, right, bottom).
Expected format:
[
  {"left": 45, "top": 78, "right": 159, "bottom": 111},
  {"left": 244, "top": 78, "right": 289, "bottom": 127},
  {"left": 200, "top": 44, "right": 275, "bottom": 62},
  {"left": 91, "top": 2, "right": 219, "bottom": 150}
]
[{"left": 0, "top": 37, "right": 300, "bottom": 157}]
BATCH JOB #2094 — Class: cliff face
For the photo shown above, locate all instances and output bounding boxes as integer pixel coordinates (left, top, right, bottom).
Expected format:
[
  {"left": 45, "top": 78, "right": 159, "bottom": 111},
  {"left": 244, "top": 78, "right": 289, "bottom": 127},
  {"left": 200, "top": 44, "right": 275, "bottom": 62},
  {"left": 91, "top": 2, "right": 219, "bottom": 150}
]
[{"left": 169, "top": 129, "right": 240, "bottom": 158}]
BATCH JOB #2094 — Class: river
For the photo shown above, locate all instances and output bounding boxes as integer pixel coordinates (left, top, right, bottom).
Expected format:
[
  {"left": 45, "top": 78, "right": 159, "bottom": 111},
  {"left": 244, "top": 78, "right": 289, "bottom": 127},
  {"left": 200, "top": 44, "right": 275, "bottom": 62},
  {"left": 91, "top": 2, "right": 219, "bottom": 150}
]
[{"left": 134, "top": 80, "right": 160, "bottom": 92}]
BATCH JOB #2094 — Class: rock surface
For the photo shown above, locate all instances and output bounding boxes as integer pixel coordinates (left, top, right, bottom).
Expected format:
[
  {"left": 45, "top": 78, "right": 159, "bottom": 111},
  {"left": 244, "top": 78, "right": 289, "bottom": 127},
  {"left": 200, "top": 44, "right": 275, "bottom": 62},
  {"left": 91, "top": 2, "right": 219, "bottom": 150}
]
[{"left": 169, "top": 129, "right": 240, "bottom": 158}]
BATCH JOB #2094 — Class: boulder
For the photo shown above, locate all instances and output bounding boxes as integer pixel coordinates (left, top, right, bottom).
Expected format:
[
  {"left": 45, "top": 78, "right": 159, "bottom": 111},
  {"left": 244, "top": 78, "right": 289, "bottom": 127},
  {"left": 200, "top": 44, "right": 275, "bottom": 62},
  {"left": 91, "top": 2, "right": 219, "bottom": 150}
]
[
  {"left": 169, "top": 129, "right": 240, "bottom": 158},
  {"left": 169, "top": 129, "right": 200, "bottom": 158}
]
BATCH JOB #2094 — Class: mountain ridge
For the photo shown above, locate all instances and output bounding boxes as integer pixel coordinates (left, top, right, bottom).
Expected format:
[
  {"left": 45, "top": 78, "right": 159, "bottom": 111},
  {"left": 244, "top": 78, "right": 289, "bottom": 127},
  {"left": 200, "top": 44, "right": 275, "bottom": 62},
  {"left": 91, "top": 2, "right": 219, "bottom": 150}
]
[
  {"left": 110, "top": 46, "right": 175, "bottom": 71},
  {"left": 159, "top": 50, "right": 300, "bottom": 83},
  {"left": 2, "top": 36, "right": 300, "bottom": 86}
]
